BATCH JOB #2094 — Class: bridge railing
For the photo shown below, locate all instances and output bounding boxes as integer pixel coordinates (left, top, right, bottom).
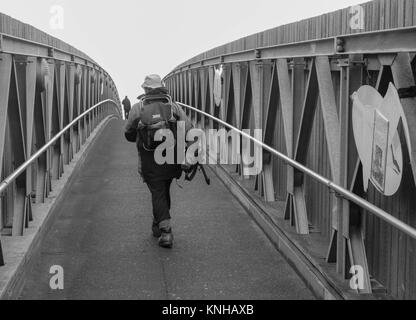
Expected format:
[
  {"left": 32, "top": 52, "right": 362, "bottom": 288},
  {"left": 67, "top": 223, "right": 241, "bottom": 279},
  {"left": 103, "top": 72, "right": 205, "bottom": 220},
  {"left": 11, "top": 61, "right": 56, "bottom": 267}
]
[
  {"left": 164, "top": 0, "right": 416, "bottom": 299},
  {"left": 0, "top": 14, "right": 121, "bottom": 267},
  {"left": 0, "top": 99, "right": 120, "bottom": 197}
]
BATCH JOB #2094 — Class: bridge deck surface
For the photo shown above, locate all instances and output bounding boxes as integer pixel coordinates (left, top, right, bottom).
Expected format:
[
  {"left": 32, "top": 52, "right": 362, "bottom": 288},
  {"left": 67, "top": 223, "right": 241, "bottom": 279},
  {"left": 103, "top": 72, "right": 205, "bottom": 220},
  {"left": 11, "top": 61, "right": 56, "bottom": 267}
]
[{"left": 19, "top": 120, "right": 314, "bottom": 300}]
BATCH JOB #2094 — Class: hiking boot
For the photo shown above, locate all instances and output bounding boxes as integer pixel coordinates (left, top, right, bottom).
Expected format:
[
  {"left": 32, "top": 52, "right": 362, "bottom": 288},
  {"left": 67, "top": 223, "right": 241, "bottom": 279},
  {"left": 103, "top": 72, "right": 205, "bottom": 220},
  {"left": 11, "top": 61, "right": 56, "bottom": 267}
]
[
  {"left": 152, "top": 222, "right": 162, "bottom": 238},
  {"left": 158, "top": 228, "right": 173, "bottom": 249}
]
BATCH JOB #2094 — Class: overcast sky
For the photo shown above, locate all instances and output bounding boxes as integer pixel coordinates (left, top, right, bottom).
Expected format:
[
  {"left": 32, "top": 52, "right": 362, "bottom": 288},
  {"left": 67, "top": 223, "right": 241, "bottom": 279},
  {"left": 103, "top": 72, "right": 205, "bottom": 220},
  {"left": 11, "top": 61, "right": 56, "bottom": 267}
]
[{"left": 1, "top": 0, "right": 363, "bottom": 102}]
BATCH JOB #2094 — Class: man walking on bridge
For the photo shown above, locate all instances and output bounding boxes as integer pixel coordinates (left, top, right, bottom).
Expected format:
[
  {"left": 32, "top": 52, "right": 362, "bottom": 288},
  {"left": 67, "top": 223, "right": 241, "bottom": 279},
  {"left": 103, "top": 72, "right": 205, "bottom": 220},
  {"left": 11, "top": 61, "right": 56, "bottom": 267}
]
[
  {"left": 122, "top": 96, "right": 132, "bottom": 120},
  {"left": 124, "top": 74, "right": 192, "bottom": 249}
]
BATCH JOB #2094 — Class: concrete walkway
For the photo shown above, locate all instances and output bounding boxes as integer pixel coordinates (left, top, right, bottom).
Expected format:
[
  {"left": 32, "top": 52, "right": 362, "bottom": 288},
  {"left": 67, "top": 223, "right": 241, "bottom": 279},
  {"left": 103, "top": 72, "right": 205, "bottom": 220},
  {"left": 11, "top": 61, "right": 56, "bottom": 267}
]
[{"left": 19, "top": 120, "right": 314, "bottom": 300}]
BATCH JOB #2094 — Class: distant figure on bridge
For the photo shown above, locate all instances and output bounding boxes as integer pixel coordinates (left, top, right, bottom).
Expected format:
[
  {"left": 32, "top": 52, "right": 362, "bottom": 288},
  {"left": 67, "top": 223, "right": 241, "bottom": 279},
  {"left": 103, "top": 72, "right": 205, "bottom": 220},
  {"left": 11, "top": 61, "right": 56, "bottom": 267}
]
[
  {"left": 122, "top": 96, "right": 132, "bottom": 120},
  {"left": 124, "top": 74, "right": 192, "bottom": 249}
]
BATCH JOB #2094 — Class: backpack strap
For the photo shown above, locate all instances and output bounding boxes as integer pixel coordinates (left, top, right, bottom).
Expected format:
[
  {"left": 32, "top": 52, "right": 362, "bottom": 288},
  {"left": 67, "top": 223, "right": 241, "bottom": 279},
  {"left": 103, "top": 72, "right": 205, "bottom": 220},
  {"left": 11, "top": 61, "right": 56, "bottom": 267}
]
[
  {"left": 137, "top": 100, "right": 144, "bottom": 127},
  {"left": 138, "top": 100, "right": 144, "bottom": 113}
]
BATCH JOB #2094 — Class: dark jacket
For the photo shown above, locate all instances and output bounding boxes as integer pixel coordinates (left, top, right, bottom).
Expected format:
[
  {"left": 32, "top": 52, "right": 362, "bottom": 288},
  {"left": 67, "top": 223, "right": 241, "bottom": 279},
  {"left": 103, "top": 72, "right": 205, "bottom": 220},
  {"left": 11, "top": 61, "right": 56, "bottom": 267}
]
[{"left": 124, "top": 88, "right": 193, "bottom": 182}]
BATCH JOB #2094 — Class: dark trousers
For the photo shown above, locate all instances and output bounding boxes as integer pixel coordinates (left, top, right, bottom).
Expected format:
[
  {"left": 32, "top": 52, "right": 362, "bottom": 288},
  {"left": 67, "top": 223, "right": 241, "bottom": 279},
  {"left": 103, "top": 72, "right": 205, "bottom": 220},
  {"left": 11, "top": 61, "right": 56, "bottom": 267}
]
[{"left": 146, "top": 179, "right": 173, "bottom": 225}]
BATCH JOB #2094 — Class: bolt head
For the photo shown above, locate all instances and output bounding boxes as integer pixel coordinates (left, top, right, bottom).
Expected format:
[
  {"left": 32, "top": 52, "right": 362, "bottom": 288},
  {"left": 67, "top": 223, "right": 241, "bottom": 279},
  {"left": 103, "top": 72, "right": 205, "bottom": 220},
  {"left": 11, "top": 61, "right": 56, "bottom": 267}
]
[
  {"left": 337, "top": 46, "right": 345, "bottom": 53},
  {"left": 336, "top": 38, "right": 344, "bottom": 46}
]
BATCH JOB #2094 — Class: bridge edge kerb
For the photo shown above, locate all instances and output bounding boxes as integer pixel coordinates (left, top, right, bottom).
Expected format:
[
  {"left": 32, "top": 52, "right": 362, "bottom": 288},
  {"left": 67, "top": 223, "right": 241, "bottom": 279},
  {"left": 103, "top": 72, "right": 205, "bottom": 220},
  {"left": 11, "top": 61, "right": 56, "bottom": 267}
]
[{"left": 0, "top": 116, "right": 117, "bottom": 300}]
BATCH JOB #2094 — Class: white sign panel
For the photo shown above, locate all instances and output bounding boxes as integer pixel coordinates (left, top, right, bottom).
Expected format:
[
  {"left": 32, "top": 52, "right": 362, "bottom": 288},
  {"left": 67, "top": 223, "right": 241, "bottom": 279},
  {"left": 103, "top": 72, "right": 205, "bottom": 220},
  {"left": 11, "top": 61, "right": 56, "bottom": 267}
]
[{"left": 352, "top": 83, "right": 409, "bottom": 197}]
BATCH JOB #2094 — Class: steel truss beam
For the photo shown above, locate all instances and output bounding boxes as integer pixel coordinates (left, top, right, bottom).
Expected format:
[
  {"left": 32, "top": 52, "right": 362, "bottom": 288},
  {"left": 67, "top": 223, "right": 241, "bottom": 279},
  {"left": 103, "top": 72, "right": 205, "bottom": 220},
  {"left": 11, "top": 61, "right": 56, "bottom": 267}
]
[
  {"left": 165, "top": 45, "right": 416, "bottom": 298},
  {"left": 0, "top": 30, "right": 120, "bottom": 266},
  {"left": 165, "top": 27, "right": 416, "bottom": 77}
]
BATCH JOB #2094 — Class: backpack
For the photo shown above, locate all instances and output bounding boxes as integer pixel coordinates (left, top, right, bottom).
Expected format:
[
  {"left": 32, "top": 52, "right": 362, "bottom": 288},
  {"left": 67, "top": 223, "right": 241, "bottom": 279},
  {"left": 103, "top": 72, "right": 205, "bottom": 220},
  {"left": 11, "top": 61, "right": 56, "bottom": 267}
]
[{"left": 137, "top": 94, "right": 177, "bottom": 152}]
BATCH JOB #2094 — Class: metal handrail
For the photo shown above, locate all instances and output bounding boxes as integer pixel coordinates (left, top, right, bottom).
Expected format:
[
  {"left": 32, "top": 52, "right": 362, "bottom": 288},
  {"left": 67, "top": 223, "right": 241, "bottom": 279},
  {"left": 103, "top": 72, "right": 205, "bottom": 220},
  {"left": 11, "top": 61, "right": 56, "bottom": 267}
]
[
  {"left": 177, "top": 102, "right": 416, "bottom": 240},
  {"left": 0, "top": 99, "right": 120, "bottom": 195}
]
